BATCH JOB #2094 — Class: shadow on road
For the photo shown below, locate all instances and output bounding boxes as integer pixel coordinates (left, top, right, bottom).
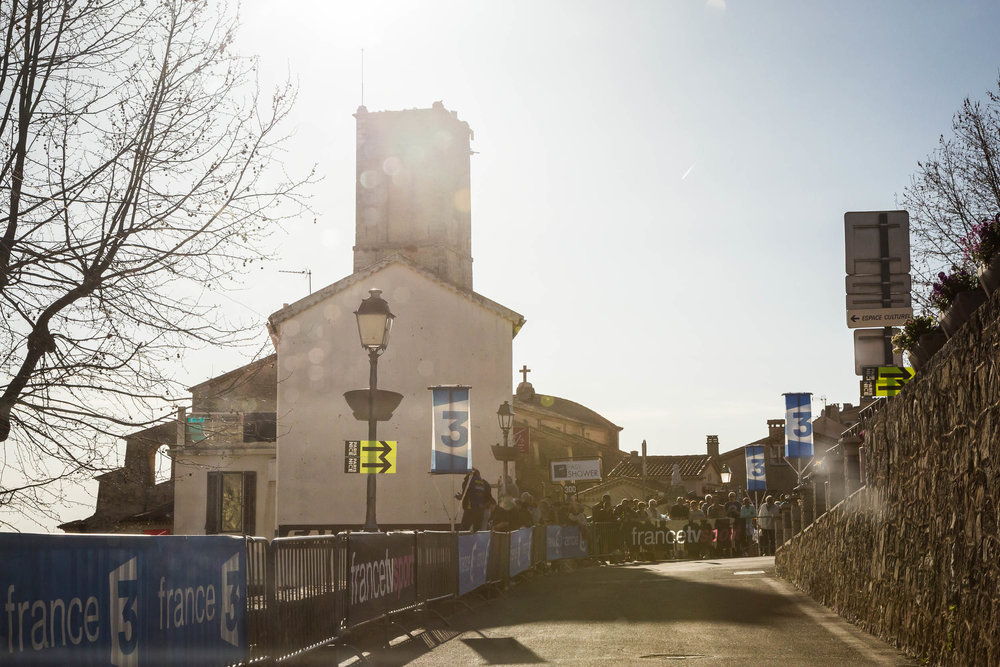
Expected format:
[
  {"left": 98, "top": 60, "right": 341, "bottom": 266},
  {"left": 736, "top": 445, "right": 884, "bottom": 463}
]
[
  {"left": 459, "top": 563, "right": 799, "bottom": 629},
  {"left": 460, "top": 636, "right": 545, "bottom": 664}
]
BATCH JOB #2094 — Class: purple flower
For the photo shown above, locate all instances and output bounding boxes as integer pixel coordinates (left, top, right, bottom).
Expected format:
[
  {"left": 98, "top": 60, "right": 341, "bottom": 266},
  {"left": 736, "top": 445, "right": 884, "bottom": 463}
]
[{"left": 929, "top": 266, "right": 980, "bottom": 311}]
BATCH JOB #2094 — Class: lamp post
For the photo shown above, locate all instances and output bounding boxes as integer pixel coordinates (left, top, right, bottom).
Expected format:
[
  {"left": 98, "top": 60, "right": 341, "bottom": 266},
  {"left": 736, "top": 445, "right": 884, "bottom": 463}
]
[
  {"left": 497, "top": 401, "right": 514, "bottom": 499},
  {"left": 354, "top": 288, "right": 394, "bottom": 532},
  {"left": 720, "top": 463, "right": 732, "bottom": 492}
]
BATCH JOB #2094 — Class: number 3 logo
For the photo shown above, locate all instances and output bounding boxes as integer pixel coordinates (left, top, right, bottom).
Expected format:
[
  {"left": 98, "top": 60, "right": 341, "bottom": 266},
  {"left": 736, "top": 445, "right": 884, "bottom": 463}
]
[{"left": 440, "top": 410, "right": 469, "bottom": 449}]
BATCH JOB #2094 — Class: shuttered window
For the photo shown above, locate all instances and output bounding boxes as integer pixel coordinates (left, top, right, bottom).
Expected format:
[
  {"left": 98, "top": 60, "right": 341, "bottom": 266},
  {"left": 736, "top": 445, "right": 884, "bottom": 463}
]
[{"left": 205, "top": 470, "right": 257, "bottom": 535}]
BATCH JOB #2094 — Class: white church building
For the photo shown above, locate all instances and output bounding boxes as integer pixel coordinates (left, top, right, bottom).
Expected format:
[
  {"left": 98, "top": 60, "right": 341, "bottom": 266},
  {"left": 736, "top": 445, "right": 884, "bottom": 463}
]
[{"left": 188, "top": 102, "right": 524, "bottom": 536}]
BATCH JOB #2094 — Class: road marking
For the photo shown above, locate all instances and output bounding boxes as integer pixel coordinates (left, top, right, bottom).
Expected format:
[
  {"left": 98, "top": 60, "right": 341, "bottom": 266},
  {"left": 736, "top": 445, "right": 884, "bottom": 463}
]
[
  {"left": 733, "top": 570, "right": 765, "bottom": 575},
  {"left": 762, "top": 577, "right": 899, "bottom": 665}
]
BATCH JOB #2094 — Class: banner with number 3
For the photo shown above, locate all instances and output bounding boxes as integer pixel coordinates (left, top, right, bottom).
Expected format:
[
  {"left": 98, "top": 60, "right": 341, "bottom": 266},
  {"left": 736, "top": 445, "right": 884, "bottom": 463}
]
[
  {"left": 783, "top": 392, "right": 814, "bottom": 459},
  {"left": 745, "top": 445, "right": 766, "bottom": 491},
  {"left": 430, "top": 385, "right": 472, "bottom": 473}
]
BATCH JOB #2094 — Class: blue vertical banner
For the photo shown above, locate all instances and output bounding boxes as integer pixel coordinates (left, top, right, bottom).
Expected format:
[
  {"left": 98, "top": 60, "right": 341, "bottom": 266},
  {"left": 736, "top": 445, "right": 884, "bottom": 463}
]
[
  {"left": 430, "top": 385, "right": 472, "bottom": 473},
  {"left": 745, "top": 445, "right": 766, "bottom": 491},
  {"left": 784, "top": 392, "right": 814, "bottom": 458}
]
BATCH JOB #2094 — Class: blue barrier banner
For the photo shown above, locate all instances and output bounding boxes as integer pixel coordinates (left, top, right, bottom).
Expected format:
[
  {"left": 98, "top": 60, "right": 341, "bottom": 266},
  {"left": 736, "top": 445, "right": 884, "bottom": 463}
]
[
  {"left": 508, "top": 528, "right": 533, "bottom": 577},
  {"left": 545, "top": 526, "right": 588, "bottom": 560},
  {"left": 745, "top": 445, "right": 766, "bottom": 491},
  {"left": 347, "top": 533, "right": 416, "bottom": 627},
  {"left": 457, "top": 532, "right": 490, "bottom": 596},
  {"left": 0, "top": 533, "right": 247, "bottom": 666},
  {"left": 784, "top": 392, "right": 814, "bottom": 458}
]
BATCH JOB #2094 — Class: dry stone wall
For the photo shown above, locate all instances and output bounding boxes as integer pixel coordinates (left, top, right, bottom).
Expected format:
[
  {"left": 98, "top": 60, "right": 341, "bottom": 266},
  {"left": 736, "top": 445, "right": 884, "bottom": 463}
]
[{"left": 776, "top": 288, "right": 1000, "bottom": 666}]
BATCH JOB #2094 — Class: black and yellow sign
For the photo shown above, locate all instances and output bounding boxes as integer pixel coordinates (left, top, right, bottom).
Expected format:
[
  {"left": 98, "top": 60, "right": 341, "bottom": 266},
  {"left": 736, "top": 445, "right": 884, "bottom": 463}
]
[
  {"left": 876, "top": 366, "right": 914, "bottom": 396},
  {"left": 344, "top": 440, "right": 397, "bottom": 474}
]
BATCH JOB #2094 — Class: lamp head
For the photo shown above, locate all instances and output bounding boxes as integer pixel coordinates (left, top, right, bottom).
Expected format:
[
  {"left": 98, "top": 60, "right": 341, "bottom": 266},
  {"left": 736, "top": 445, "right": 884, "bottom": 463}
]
[{"left": 355, "top": 288, "right": 394, "bottom": 351}]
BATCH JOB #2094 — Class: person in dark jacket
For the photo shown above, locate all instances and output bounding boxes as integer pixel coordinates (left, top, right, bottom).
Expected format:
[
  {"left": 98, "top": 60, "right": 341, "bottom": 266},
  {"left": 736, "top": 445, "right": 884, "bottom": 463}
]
[{"left": 456, "top": 468, "right": 493, "bottom": 531}]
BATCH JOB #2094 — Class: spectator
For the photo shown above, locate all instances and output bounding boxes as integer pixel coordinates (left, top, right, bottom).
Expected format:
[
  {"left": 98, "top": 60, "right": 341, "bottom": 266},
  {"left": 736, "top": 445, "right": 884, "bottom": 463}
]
[
  {"left": 724, "top": 492, "right": 741, "bottom": 517},
  {"left": 700, "top": 494, "right": 714, "bottom": 515},
  {"left": 668, "top": 496, "right": 690, "bottom": 520},
  {"left": 538, "top": 498, "right": 557, "bottom": 525},
  {"left": 456, "top": 468, "right": 493, "bottom": 532},
  {"left": 738, "top": 497, "right": 756, "bottom": 556},
  {"left": 591, "top": 494, "right": 614, "bottom": 523},
  {"left": 757, "top": 495, "right": 779, "bottom": 555},
  {"left": 519, "top": 492, "right": 540, "bottom": 526},
  {"left": 490, "top": 496, "right": 519, "bottom": 532},
  {"left": 689, "top": 500, "right": 706, "bottom": 520},
  {"left": 645, "top": 499, "right": 662, "bottom": 523}
]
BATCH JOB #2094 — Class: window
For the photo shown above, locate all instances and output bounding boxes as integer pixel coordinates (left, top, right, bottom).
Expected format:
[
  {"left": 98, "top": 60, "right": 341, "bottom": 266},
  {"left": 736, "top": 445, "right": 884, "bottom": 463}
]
[
  {"left": 243, "top": 412, "right": 276, "bottom": 443},
  {"left": 206, "top": 471, "right": 257, "bottom": 535}
]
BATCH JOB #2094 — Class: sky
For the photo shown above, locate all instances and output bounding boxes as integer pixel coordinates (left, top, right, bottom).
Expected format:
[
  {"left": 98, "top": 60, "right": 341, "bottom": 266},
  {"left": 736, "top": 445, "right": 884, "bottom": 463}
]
[{"left": 13, "top": 1, "right": 1000, "bottom": 530}]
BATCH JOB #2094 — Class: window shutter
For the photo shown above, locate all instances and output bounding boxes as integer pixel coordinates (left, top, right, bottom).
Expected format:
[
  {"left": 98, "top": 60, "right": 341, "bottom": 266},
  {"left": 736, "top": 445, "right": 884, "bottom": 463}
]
[
  {"left": 205, "top": 471, "right": 220, "bottom": 534},
  {"left": 243, "top": 471, "right": 257, "bottom": 536}
]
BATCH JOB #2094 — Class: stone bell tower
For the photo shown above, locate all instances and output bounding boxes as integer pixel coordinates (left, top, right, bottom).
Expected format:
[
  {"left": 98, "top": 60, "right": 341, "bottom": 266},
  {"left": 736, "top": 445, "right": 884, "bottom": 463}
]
[{"left": 353, "top": 101, "right": 474, "bottom": 290}]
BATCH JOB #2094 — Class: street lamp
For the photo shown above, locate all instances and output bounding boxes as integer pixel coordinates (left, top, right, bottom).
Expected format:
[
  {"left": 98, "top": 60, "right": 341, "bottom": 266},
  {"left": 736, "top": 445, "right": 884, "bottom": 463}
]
[
  {"left": 497, "top": 401, "right": 514, "bottom": 499},
  {"left": 354, "top": 288, "right": 394, "bottom": 532},
  {"left": 720, "top": 463, "right": 732, "bottom": 491}
]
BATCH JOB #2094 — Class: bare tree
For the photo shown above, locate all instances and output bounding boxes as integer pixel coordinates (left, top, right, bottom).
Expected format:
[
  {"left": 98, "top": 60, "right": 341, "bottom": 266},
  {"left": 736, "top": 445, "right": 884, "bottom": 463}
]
[
  {"left": 0, "top": 0, "right": 310, "bottom": 527},
  {"left": 901, "top": 75, "right": 1000, "bottom": 306}
]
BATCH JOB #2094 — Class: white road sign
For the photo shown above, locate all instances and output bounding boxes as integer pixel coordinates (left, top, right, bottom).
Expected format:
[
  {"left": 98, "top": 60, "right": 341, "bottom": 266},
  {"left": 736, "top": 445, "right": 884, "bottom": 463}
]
[
  {"left": 845, "top": 211, "right": 910, "bottom": 275},
  {"left": 854, "top": 328, "right": 903, "bottom": 375},
  {"left": 847, "top": 307, "right": 913, "bottom": 329}
]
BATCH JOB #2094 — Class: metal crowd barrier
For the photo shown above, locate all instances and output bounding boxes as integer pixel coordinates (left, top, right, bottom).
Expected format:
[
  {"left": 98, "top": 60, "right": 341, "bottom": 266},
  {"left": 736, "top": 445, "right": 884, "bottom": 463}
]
[
  {"left": 487, "top": 530, "right": 510, "bottom": 587},
  {"left": 243, "top": 525, "right": 600, "bottom": 663},
  {"left": 415, "top": 531, "right": 457, "bottom": 602},
  {"left": 268, "top": 534, "right": 346, "bottom": 660}
]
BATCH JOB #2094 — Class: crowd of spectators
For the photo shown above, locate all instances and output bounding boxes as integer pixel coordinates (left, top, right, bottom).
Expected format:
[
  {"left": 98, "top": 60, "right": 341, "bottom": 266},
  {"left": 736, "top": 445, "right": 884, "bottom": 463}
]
[{"left": 457, "top": 468, "right": 791, "bottom": 562}]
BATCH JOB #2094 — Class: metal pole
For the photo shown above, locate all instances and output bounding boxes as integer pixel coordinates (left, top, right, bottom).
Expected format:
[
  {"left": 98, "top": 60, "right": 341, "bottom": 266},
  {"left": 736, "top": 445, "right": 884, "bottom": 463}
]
[
  {"left": 879, "top": 212, "right": 894, "bottom": 365},
  {"left": 501, "top": 428, "right": 509, "bottom": 500},
  {"left": 364, "top": 348, "right": 379, "bottom": 532}
]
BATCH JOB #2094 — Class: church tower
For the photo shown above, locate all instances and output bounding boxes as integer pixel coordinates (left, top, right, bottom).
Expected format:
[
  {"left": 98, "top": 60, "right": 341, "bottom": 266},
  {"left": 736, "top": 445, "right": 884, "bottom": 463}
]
[{"left": 353, "top": 102, "right": 474, "bottom": 290}]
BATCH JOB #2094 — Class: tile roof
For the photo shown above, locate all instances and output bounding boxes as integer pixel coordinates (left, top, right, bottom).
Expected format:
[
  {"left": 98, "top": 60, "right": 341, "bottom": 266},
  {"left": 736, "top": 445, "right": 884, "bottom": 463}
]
[{"left": 607, "top": 455, "right": 712, "bottom": 479}]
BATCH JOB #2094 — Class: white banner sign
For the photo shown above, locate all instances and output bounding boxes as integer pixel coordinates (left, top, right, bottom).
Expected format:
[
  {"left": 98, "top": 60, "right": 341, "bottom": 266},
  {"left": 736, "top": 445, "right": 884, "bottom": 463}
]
[
  {"left": 430, "top": 386, "right": 471, "bottom": 473},
  {"left": 550, "top": 458, "right": 602, "bottom": 482}
]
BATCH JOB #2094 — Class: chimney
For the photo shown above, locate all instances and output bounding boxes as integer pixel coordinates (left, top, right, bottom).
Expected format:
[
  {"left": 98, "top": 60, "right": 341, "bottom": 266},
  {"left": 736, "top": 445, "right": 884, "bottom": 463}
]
[
  {"left": 706, "top": 435, "right": 719, "bottom": 458},
  {"left": 767, "top": 419, "right": 785, "bottom": 441}
]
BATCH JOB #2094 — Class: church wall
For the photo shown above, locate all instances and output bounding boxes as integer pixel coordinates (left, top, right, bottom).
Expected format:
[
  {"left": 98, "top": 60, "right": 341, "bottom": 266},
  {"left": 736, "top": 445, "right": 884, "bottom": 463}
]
[{"left": 274, "top": 263, "right": 511, "bottom": 532}]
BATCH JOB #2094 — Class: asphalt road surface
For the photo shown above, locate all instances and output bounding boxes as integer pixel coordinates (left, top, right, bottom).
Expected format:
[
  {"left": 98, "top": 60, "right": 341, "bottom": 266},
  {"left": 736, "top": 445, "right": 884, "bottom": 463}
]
[{"left": 305, "top": 556, "right": 916, "bottom": 666}]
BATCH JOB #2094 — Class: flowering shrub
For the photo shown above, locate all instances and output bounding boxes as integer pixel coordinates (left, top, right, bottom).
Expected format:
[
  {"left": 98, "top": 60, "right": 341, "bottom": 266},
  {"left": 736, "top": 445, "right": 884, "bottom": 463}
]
[
  {"left": 891, "top": 314, "right": 937, "bottom": 353},
  {"left": 929, "top": 266, "right": 980, "bottom": 311},
  {"left": 961, "top": 213, "right": 1000, "bottom": 265}
]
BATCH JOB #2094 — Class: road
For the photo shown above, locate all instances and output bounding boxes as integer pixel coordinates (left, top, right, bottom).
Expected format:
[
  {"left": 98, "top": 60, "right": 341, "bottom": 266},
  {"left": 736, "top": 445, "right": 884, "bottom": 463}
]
[{"left": 306, "top": 556, "right": 915, "bottom": 666}]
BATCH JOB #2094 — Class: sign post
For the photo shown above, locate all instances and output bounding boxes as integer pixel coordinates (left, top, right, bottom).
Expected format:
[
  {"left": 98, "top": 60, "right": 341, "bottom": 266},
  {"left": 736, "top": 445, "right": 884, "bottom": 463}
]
[{"left": 845, "top": 210, "right": 912, "bottom": 385}]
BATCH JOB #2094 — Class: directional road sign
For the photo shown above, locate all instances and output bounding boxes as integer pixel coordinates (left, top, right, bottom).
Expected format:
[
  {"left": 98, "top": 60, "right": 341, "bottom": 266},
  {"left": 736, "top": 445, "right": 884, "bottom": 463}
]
[
  {"left": 847, "top": 307, "right": 913, "bottom": 329},
  {"left": 344, "top": 440, "right": 397, "bottom": 474},
  {"left": 876, "top": 367, "right": 914, "bottom": 396}
]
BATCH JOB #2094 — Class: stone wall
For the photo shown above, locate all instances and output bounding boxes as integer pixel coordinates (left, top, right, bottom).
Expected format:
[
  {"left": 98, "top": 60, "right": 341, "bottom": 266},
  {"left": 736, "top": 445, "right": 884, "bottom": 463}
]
[{"left": 776, "top": 287, "right": 1000, "bottom": 666}]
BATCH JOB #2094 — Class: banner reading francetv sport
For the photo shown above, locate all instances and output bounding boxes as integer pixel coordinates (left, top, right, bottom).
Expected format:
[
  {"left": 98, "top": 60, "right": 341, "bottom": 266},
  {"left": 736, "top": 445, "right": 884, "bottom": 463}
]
[
  {"left": 627, "top": 519, "right": 738, "bottom": 547},
  {"left": 347, "top": 534, "right": 416, "bottom": 627},
  {"left": 0, "top": 534, "right": 247, "bottom": 666},
  {"left": 430, "top": 385, "right": 472, "bottom": 474},
  {"left": 545, "top": 525, "right": 588, "bottom": 560}
]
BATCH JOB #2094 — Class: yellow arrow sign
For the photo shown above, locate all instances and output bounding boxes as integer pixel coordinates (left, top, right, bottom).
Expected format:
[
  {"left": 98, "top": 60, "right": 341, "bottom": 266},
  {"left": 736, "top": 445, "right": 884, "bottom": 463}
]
[
  {"left": 360, "top": 440, "right": 397, "bottom": 474},
  {"left": 876, "top": 366, "right": 915, "bottom": 396}
]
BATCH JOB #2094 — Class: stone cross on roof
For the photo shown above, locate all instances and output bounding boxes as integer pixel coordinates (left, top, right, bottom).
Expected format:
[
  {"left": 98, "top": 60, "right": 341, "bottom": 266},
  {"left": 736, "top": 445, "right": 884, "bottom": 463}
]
[{"left": 519, "top": 365, "right": 531, "bottom": 383}]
